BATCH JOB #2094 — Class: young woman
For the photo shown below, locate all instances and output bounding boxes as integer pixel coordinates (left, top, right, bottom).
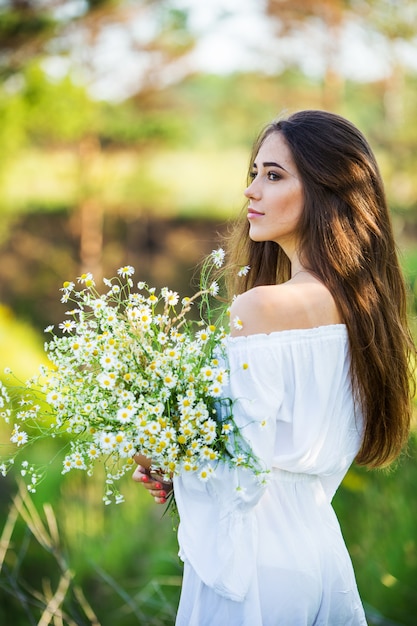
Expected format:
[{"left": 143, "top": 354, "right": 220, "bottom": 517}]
[{"left": 133, "top": 110, "right": 416, "bottom": 625}]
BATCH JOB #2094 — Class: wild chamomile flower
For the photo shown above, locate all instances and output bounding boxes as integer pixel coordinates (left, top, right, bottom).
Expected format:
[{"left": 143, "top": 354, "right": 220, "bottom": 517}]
[
  {"left": 201, "top": 367, "right": 215, "bottom": 380},
  {"left": 11, "top": 426, "right": 28, "bottom": 446},
  {"left": 196, "top": 328, "right": 210, "bottom": 343},
  {"left": 78, "top": 273, "right": 95, "bottom": 286},
  {"left": 97, "top": 372, "right": 117, "bottom": 389},
  {"left": 118, "top": 265, "right": 135, "bottom": 277},
  {"left": 59, "top": 320, "right": 77, "bottom": 333},
  {"left": 92, "top": 298, "right": 106, "bottom": 313},
  {"left": 163, "top": 373, "right": 177, "bottom": 389},
  {"left": 148, "top": 293, "right": 158, "bottom": 305},
  {"left": 198, "top": 465, "right": 214, "bottom": 482},
  {"left": 233, "top": 316, "right": 244, "bottom": 331},
  {"left": 238, "top": 265, "right": 250, "bottom": 277},
  {"left": 46, "top": 390, "right": 62, "bottom": 406},
  {"left": 116, "top": 406, "right": 135, "bottom": 423},
  {"left": 163, "top": 289, "right": 179, "bottom": 307},
  {"left": 211, "top": 248, "right": 225, "bottom": 268},
  {"left": 157, "top": 332, "right": 168, "bottom": 344},
  {"left": 61, "top": 281, "right": 75, "bottom": 293},
  {"left": 209, "top": 383, "right": 223, "bottom": 397},
  {"left": 100, "top": 353, "right": 116, "bottom": 369}
]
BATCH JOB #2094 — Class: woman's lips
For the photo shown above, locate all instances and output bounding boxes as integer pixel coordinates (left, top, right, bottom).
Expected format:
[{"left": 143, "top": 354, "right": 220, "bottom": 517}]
[{"left": 247, "top": 208, "right": 264, "bottom": 218}]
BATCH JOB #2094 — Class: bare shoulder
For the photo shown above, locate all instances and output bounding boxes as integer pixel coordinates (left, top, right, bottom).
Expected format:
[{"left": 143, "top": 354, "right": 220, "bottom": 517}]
[{"left": 229, "top": 275, "right": 342, "bottom": 337}]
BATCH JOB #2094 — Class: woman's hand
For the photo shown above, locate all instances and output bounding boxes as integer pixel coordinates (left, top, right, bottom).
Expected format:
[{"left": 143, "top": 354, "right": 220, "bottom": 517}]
[{"left": 132, "top": 454, "right": 173, "bottom": 504}]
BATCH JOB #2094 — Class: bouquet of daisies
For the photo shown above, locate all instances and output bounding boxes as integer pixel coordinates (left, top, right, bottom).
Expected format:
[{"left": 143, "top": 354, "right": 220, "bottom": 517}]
[{"left": 0, "top": 250, "right": 259, "bottom": 504}]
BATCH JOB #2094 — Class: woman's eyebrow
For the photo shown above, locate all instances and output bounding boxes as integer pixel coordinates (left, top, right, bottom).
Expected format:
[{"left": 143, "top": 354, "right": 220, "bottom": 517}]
[
  {"left": 262, "top": 161, "right": 289, "bottom": 172},
  {"left": 252, "top": 160, "right": 289, "bottom": 173}
]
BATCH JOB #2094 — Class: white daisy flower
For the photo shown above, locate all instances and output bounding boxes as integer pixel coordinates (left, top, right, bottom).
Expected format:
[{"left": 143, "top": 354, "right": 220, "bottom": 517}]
[
  {"left": 211, "top": 248, "right": 225, "bottom": 268},
  {"left": 198, "top": 465, "right": 214, "bottom": 482},
  {"left": 118, "top": 265, "right": 135, "bottom": 277},
  {"left": 147, "top": 421, "right": 161, "bottom": 434},
  {"left": 238, "top": 265, "right": 250, "bottom": 277},
  {"left": 201, "top": 367, "right": 214, "bottom": 380},
  {"left": 92, "top": 298, "right": 106, "bottom": 313},
  {"left": 10, "top": 427, "right": 28, "bottom": 446},
  {"left": 100, "top": 432, "right": 116, "bottom": 450},
  {"left": 147, "top": 293, "right": 158, "bottom": 305},
  {"left": 59, "top": 320, "right": 76, "bottom": 333},
  {"left": 77, "top": 273, "right": 95, "bottom": 286},
  {"left": 163, "top": 290, "right": 179, "bottom": 307},
  {"left": 233, "top": 316, "right": 243, "bottom": 331},
  {"left": 162, "top": 373, "right": 177, "bottom": 389},
  {"left": 233, "top": 454, "right": 246, "bottom": 466},
  {"left": 61, "top": 280, "right": 75, "bottom": 291},
  {"left": 116, "top": 406, "right": 135, "bottom": 423},
  {"left": 215, "top": 368, "right": 228, "bottom": 384},
  {"left": 46, "top": 390, "right": 62, "bottom": 406},
  {"left": 100, "top": 353, "right": 116, "bottom": 369},
  {"left": 202, "top": 418, "right": 217, "bottom": 435},
  {"left": 209, "top": 383, "right": 223, "bottom": 397},
  {"left": 182, "top": 460, "right": 194, "bottom": 472},
  {"left": 73, "top": 454, "right": 87, "bottom": 470},
  {"left": 160, "top": 427, "right": 176, "bottom": 442},
  {"left": 62, "top": 456, "right": 73, "bottom": 474},
  {"left": 196, "top": 329, "right": 210, "bottom": 343},
  {"left": 157, "top": 332, "right": 168, "bottom": 344},
  {"left": 97, "top": 372, "right": 117, "bottom": 390}
]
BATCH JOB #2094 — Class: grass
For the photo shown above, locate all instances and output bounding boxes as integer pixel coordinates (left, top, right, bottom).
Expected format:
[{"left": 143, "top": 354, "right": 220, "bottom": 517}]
[{"left": 0, "top": 479, "right": 181, "bottom": 625}]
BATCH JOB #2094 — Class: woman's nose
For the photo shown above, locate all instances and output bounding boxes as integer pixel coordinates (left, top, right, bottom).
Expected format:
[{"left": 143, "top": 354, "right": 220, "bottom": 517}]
[{"left": 244, "top": 179, "right": 259, "bottom": 199}]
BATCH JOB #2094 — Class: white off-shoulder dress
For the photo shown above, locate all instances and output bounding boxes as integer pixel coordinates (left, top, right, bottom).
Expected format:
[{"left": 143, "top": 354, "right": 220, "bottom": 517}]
[{"left": 173, "top": 325, "right": 368, "bottom": 625}]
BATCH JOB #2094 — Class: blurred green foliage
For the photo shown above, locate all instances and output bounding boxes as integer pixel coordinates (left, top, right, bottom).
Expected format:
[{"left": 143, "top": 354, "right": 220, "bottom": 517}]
[{"left": 335, "top": 437, "right": 417, "bottom": 626}]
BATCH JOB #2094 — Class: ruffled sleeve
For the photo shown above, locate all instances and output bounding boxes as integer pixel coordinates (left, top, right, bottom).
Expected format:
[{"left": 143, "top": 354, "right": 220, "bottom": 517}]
[{"left": 174, "top": 336, "right": 283, "bottom": 600}]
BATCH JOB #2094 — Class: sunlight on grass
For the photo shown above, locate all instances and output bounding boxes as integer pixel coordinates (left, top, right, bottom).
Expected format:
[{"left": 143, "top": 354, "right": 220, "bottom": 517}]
[
  {"left": 0, "top": 304, "right": 47, "bottom": 379},
  {"left": 1, "top": 147, "right": 247, "bottom": 218}
]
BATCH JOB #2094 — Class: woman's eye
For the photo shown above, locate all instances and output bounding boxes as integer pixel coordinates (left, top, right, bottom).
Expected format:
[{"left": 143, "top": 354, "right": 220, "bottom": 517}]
[
  {"left": 249, "top": 170, "right": 257, "bottom": 181},
  {"left": 267, "top": 171, "right": 281, "bottom": 181}
]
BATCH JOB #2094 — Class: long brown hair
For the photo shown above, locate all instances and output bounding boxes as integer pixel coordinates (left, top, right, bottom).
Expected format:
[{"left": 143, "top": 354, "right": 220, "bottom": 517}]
[{"left": 226, "top": 110, "right": 416, "bottom": 468}]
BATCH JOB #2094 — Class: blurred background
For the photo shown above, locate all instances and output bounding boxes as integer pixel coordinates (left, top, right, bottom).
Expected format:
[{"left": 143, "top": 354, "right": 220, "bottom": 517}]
[{"left": 0, "top": 0, "right": 416, "bottom": 624}]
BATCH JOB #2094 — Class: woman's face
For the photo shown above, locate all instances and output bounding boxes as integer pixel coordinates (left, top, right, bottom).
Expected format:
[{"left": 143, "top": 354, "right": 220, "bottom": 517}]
[{"left": 245, "top": 131, "right": 304, "bottom": 257}]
